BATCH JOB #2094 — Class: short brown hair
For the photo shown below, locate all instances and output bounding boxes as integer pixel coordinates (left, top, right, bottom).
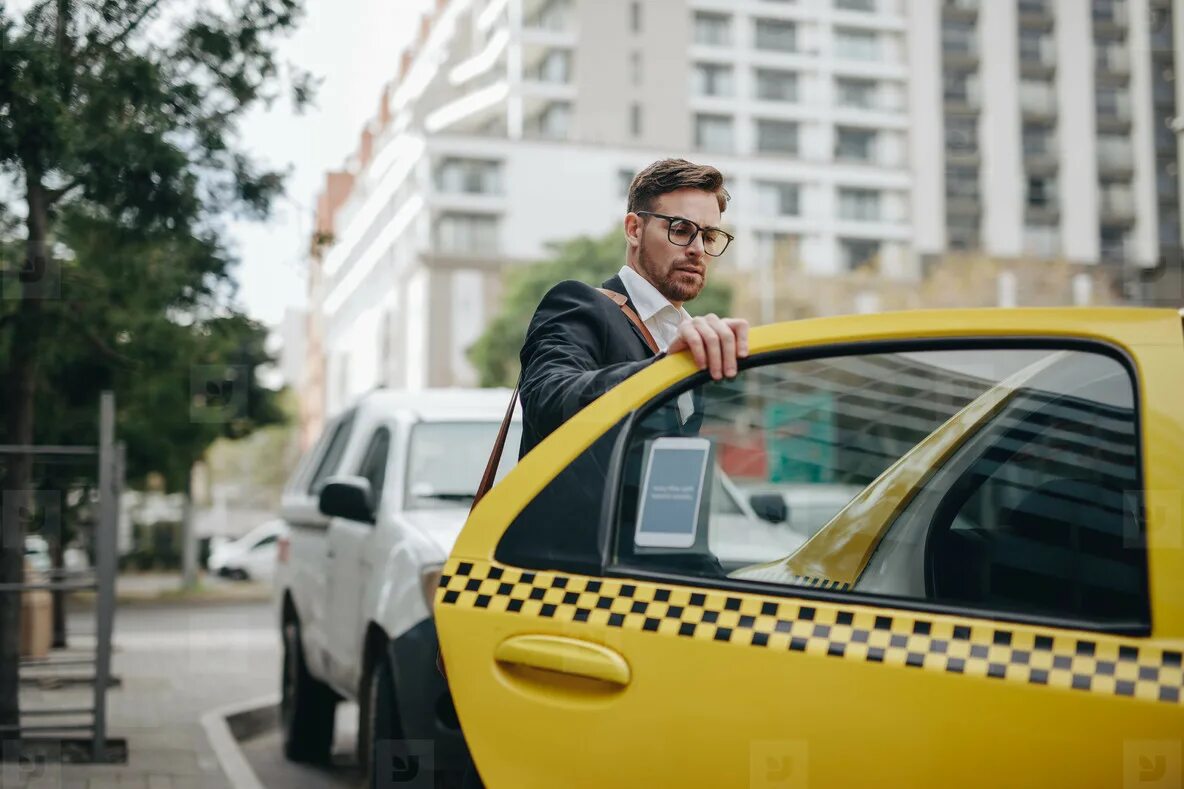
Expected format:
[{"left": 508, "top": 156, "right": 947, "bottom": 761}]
[{"left": 626, "top": 158, "right": 729, "bottom": 215}]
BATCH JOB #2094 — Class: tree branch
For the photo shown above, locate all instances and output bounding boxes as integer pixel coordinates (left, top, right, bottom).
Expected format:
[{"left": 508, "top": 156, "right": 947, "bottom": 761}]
[
  {"left": 62, "top": 307, "right": 135, "bottom": 368},
  {"left": 86, "top": 0, "right": 165, "bottom": 57}
]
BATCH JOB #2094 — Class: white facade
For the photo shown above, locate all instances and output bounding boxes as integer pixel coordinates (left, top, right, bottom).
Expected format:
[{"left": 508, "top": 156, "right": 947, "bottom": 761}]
[{"left": 313, "top": 0, "right": 1184, "bottom": 419}]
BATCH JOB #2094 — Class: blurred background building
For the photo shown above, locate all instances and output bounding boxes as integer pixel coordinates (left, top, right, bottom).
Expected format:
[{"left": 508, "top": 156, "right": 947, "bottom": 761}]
[{"left": 302, "top": 0, "right": 1184, "bottom": 434}]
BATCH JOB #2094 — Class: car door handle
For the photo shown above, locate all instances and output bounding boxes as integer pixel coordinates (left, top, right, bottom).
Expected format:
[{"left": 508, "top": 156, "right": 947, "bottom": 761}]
[{"left": 494, "top": 635, "right": 631, "bottom": 687}]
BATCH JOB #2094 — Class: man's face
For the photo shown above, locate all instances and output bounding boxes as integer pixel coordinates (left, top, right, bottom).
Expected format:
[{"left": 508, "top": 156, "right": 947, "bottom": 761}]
[{"left": 631, "top": 188, "right": 722, "bottom": 305}]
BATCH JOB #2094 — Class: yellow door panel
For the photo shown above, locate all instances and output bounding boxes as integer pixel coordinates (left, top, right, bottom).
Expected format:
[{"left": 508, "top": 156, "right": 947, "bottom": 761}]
[{"left": 438, "top": 559, "right": 1183, "bottom": 788}]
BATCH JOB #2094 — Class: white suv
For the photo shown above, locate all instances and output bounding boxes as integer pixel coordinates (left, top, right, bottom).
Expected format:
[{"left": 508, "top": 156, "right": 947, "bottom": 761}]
[{"left": 273, "top": 388, "right": 519, "bottom": 781}]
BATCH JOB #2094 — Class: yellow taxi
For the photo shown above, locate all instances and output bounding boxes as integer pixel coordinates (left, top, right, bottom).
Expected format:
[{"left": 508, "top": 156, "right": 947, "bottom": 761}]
[{"left": 436, "top": 308, "right": 1184, "bottom": 788}]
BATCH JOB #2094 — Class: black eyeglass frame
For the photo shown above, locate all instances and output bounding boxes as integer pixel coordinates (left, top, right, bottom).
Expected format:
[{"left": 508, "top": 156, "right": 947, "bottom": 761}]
[{"left": 634, "top": 211, "right": 735, "bottom": 257}]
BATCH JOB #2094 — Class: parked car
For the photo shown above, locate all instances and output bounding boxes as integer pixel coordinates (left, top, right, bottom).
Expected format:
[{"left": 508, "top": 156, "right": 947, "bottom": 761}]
[
  {"left": 273, "top": 388, "right": 521, "bottom": 783},
  {"left": 207, "top": 519, "right": 287, "bottom": 582},
  {"left": 436, "top": 308, "right": 1184, "bottom": 788}
]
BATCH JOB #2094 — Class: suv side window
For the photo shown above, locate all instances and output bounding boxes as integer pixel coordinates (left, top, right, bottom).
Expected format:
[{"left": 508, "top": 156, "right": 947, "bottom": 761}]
[
  {"left": 611, "top": 346, "right": 1148, "bottom": 629},
  {"left": 307, "top": 410, "right": 357, "bottom": 494},
  {"left": 356, "top": 427, "right": 392, "bottom": 508}
]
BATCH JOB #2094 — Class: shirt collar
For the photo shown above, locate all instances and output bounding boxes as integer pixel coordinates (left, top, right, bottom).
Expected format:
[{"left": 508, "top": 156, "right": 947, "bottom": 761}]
[{"left": 617, "top": 265, "right": 690, "bottom": 323}]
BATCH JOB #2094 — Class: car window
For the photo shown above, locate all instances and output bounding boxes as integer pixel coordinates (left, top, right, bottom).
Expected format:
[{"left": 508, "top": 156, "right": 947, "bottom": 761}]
[
  {"left": 306, "top": 409, "right": 356, "bottom": 494},
  {"left": 404, "top": 421, "right": 522, "bottom": 511},
  {"left": 356, "top": 427, "right": 392, "bottom": 508},
  {"left": 611, "top": 346, "right": 1148, "bottom": 629},
  {"left": 251, "top": 534, "right": 278, "bottom": 550}
]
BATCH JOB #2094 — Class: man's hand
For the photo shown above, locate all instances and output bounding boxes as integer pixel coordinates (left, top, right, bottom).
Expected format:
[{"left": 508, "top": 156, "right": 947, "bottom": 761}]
[{"left": 667, "top": 315, "right": 750, "bottom": 380}]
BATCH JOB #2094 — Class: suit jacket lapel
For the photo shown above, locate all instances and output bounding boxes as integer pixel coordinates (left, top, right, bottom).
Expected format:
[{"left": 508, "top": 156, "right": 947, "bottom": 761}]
[{"left": 601, "top": 274, "right": 656, "bottom": 356}]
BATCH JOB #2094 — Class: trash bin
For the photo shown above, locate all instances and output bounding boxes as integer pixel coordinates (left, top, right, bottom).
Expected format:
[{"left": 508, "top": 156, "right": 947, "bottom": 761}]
[{"left": 20, "top": 560, "right": 52, "bottom": 660}]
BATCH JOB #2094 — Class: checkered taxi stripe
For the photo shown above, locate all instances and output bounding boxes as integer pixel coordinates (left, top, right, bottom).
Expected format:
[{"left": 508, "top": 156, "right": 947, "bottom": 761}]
[{"left": 437, "top": 559, "right": 1184, "bottom": 705}]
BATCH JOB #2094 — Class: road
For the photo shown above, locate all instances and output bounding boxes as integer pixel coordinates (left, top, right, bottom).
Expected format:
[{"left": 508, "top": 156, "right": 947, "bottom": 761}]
[{"left": 239, "top": 702, "right": 364, "bottom": 789}]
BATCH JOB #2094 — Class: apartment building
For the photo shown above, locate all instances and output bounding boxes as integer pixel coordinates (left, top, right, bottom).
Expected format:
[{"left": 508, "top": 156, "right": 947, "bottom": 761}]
[
  {"left": 309, "top": 0, "right": 917, "bottom": 420},
  {"left": 910, "top": 0, "right": 1184, "bottom": 266},
  {"left": 307, "top": 0, "right": 1184, "bottom": 425}
]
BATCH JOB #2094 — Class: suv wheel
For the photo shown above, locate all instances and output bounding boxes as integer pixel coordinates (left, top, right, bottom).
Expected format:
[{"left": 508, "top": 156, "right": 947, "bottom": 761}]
[
  {"left": 281, "top": 618, "right": 337, "bottom": 762},
  {"left": 360, "top": 649, "right": 403, "bottom": 788}
]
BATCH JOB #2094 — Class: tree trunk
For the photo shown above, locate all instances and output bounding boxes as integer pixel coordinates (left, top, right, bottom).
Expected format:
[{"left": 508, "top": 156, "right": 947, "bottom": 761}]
[{"left": 0, "top": 179, "right": 51, "bottom": 740}]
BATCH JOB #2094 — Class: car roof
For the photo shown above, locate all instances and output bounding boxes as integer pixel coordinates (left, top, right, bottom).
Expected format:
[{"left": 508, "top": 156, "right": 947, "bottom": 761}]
[{"left": 351, "top": 387, "right": 520, "bottom": 423}]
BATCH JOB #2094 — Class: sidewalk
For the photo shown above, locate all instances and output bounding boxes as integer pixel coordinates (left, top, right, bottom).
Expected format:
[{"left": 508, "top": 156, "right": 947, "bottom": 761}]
[{"left": 14, "top": 599, "right": 279, "bottom": 788}]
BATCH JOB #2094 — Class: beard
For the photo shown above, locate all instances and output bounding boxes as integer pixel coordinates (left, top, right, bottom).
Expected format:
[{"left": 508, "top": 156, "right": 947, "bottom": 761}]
[{"left": 638, "top": 243, "right": 706, "bottom": 304}]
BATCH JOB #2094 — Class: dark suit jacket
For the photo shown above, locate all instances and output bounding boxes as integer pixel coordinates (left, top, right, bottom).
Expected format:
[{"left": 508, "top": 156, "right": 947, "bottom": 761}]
[
  {"left": 518, "top": 274, "right": 661, "bottom": 457},
  {"left": 497, "top": 274, "right": 714, "bottom": 576}
]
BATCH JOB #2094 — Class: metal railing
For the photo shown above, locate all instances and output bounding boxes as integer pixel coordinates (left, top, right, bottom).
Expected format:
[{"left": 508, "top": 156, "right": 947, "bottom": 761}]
[{"left": 0, "top": 392, "right": 122, "bottom": 762}]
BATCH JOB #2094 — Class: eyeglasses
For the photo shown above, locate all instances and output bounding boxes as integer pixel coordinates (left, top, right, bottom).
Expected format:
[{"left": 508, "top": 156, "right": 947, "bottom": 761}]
[{"left": 636, "top": 211, "right": 735, "bottom": 257}]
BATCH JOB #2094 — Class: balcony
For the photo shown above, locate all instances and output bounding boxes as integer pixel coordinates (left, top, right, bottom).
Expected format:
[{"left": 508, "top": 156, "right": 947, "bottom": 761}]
[
  {"left": 1018, "top": 0, "right": 1053, "bottom": 29},
  {"left": 1100, "top": 187, "right": 1136, "bottom": 223},
  {"left": 1019, "top": 38, "right": 1056, "bottom": 77},
  {"left": 944, "top": 78, "right": 981, "bottom": 111},
  {"left": 1019, "top": 83, "right": 1056, "bottom": 119},
  {"left": 1096, "top": 92, "right": 1132, "bottom": 131},
  {"left": 1096, "top": 44, "right": 1131, "bottom": 79},
  {"left": 1098, "top": 143, "right": 1135, "bottom": 176},
  {"left": 1092, "top": 1, "right": 1129, "bottom": 33},
  {"left": 943, "top": 0, "right": 978, "bottom": 23}
]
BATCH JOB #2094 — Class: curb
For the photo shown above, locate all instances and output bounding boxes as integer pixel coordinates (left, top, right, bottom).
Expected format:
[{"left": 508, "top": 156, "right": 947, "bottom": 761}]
[{"left": 200, "top": 694, "right": 279, "bottom": 789}]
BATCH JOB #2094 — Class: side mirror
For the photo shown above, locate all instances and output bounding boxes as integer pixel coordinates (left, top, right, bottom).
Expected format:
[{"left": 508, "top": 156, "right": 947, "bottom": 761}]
[
  {"left": 750, "top": 493, "right": 789, "bottom": 524},
  {"left": 318, "top": 476, "right": 375, "bottom": 523}
]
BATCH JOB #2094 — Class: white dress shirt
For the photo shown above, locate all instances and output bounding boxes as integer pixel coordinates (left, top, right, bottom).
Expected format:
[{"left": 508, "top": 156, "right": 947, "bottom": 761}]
[{"left": 617, "top": 266, "right": 695, "bottom": 423}]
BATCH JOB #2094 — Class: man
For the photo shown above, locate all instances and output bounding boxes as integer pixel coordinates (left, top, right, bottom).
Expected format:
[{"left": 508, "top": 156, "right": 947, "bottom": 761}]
[{"left": 518, "top": 158, "right": 749, "bottom": 456}]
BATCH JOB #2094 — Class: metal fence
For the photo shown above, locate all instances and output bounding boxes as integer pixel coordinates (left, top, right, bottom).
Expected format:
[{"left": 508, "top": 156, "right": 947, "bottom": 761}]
[{"left": 0, "top": 391, "right": 122, "bottom": 762}]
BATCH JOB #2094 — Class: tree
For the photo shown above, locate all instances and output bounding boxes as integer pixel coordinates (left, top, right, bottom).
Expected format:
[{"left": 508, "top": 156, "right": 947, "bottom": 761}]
[
  {"left": 468, "top": 230, "right": 734, "bottom": 387},
  {"left": 0, "top": 0, "right": 308, "bottom": 737}
]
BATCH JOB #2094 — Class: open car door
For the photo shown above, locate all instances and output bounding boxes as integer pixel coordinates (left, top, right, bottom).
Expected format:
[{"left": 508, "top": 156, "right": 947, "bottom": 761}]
[{"left": 437, "top": 308, "right": 1184, "bottom": 789}]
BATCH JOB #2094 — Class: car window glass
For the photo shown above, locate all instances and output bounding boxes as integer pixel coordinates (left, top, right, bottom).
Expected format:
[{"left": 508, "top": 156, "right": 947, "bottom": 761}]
[
  {"left": 611, "top": 346, "right": 1147, "bottom": 628},
  {"left": 405, "top": 421, "right": 523, "bottom": 511},
  {"left": 307, "top": 410, "right": 357, "bottom": 494},
  {"left": 357, "top": 427, "right": 392, "bottom": 508},
  {"left": 251, "top": 534, "right": 278, "bottom": 550}
]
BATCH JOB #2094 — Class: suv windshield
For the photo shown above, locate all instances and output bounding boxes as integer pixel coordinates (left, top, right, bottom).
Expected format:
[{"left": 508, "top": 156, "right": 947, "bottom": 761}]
[{"left": 405, "top": 421, "right": 523, "bottom": 510}]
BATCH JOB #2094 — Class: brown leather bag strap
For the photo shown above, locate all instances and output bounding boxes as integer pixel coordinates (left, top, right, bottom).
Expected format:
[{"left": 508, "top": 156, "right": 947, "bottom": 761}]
[
  {"left": 470, "top": 288, "right": 660, "bottom": 511},
  {"left": 595, "top": 288, "right": 660, "bottom": 354}
]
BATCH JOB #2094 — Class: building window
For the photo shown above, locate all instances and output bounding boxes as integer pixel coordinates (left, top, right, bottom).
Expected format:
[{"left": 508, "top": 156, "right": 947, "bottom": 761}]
[
  {"left": 617, "top": 169, "right": 635, "bottom": 199},
  {"left": 527, "top": 101, "right": 571, "bottom": 139},
  {"left": 839, "top": 188, "right": 881, "bottom": 221},
  {"left": 945, "top": 165, "right": 979, "bottom": 198},
  {"left": 841, "top": 238, "right": 880, "bottom": 269},
  {"left": 694, "top": 12, "right": 731, "bottom": 46},
  {"left": 755, "top": 181, "right": 801, "bottom": 216},
  {"left": 942, "top": 19, "right": 976, "bottom": 55},
  {"left": 835, "top": 28, "right": 878, "bottom": 61},
  {"left": 524, "top": 0, "right": 571, "bottom": 31},
  {"left": 695, "top": 114, "right": 734, "bottom": 153},
  {"left": 944, "top": 115, "right": 978, "bottom": 151},
  {"left": 755, "top": 69, "right": 798, "bottom": 102},
  {"left": 1096, "top": 86, "right": 1129, "bottom": 120},
  {"left": 434, "top": 158, "right": 503, "bottom": 195},
  {"left": 630, "top": 103, "right": 642, "bottom": 137},
  {"left": 1022, "top": 123, "right": 1053, "bottom": 156},
  {"left": 693, "top": 63, "right": 735, "bottom": 97},
  {"left": 944, "top": 70, "right": 977, "bottom": 105},
  {"left": 1026, "top": 176, "right": 1056, "bottom": 208},
  {"left": 526, "top": 49, "right": 572, "bottom": 83},
  {"left": 631, "top": 1, "right": 641, "bottom": 32},
  {"left": 836, "top": 126, "right": 877, "bottom": 161},
  {"left": 630, "top": 51, "right": 642, "bottom": 83},
  {"left": 836, "top": 0, "right": 875, "bottom": 10},
  {"left": 755, "top": 119, "right": 799, "bottom": 155},
  {"left": 836, "top": 78, "right": 877, "bottom": 109},
  {"left": 755, "top": 18, "right": 797, "bottom": 52},
  {"left": 435, "top": 213, "right": 499, "bottom": 255}
]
